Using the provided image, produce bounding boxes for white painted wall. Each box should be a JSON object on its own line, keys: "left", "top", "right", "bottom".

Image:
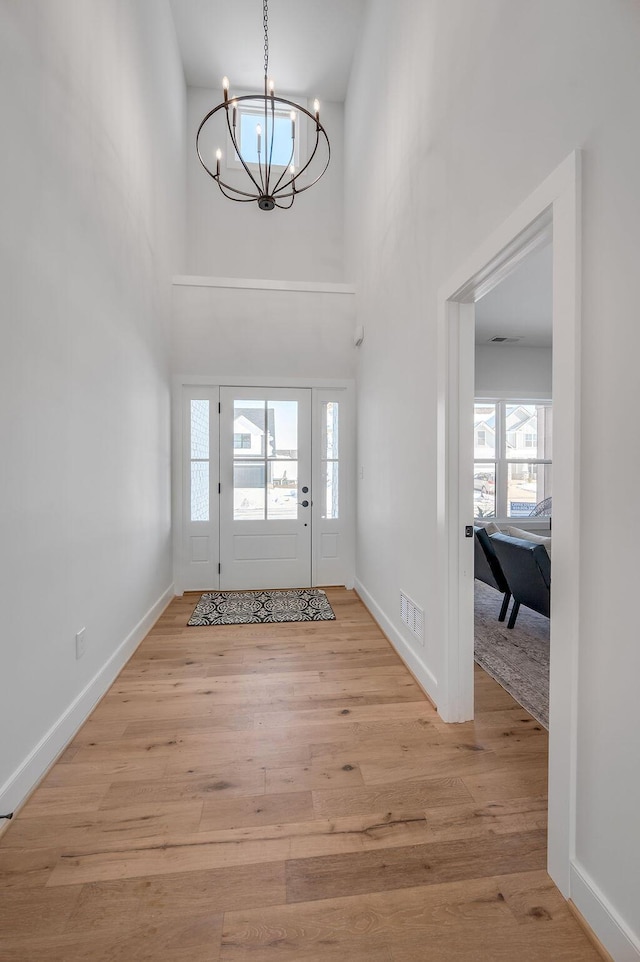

{"left": 171, "top": 282, "right": 356, "bottom": 380}
{"left": 346, "top": 0, "right": 640, "bottom": 955}
{"left": 0, "top": 0, "right": 185, "bottom": 812}
{"left": 186, "top": 86, "right": 345, "bottom": 281}
{"left": 475, "top": 345, "right": 552, "bottom": 397}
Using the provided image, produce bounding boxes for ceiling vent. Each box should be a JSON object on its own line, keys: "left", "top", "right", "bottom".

{"left": 488, "top": 336, "right": 522, "bottom": 343}
{"left": 400, "top": 591, "right": 424, "bottom": 644}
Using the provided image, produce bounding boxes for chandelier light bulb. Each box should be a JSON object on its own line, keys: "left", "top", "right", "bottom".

{"left": 222, "top": 76, "right": 229, "bottom": 101}
{"left": 269, "top": 79, "right": 275, "bottom": 95}
{"left": 313, "top": 99, "right": 320, "bottom": 119}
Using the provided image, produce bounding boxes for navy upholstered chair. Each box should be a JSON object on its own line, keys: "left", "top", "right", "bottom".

{"left": 474, "top": 526, "right": 512, "bottom": 622}
{"left": 490, "top": 533, "right": 551, "bottom": 629}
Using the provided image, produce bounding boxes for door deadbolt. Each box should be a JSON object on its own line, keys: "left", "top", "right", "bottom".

{"left": 299, "top": 500, "right": 310, "bottom": 508}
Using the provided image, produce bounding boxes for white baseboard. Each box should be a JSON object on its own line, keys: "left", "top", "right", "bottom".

{"left": 0, "top": 584, "right": 175, "bottom": 817}
{"left": 354, "top": 578, "right": 438, "bottom": 706}
{"left": 571, "top": 859, "right": 640, "bottom": 962}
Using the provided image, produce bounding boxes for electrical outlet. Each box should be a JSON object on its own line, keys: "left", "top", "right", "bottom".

{"left": 75, "top": 628, "right": 86, "bottom": 660}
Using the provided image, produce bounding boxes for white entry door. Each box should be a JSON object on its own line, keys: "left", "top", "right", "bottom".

{"left": 219, "top": 387, "right": 312, "bottom": 589}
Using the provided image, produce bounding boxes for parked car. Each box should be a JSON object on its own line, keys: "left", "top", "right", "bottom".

{"left": 473, "top": 472, "right": 495, "bottom": 496}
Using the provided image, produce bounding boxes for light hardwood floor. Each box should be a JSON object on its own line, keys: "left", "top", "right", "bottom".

{"left": 0, "top": 588, "right": 601, "bottom": 961}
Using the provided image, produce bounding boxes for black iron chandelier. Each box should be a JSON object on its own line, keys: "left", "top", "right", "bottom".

{"left": 196, "top": 0, "right": 331, "bottom": 211}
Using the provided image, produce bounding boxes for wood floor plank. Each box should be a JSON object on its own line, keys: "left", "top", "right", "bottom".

{"left": 0, "top": 588, "right": 601, "bottom": 962}
{"left": 1, "top": 800, "right": 204, "bottom": 851}
{"left": 312, "top": 776, "right": 472, "bottom": 819}
{"left": 198, "top": 791, "right": 314, "bottom": 832}
{"left": 221, "top": 873, "right": 529, "bottom": 952}
{"left": 285, "top": 829, "right": 548, "bottom": 903}
{"left": 387, "top": 922, "right": 603, "bottom": 962}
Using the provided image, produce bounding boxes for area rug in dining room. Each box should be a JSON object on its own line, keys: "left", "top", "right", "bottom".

{"left": 187, "top": 587, "right": 336, "bottom": 626}
{"left": 474, "top": 580, "right": 549, "bottom": 728}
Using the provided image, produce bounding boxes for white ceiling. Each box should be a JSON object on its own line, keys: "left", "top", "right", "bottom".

{"left": 169, "top": 0, "right": 369, "bottom": 102}
{"left": 475, "top": 243, "right": 553, "bottom": 348}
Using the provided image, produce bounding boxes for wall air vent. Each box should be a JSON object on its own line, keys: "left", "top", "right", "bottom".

{"left": 400, "top": 590, "right": 424, "bottom": 644}
{"left": 488, "top": 336, "right": 522, "bottom": 343}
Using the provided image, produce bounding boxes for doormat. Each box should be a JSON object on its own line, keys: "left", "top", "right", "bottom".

{"left": 187, "top": 588, "right": 336, "bottom": 626}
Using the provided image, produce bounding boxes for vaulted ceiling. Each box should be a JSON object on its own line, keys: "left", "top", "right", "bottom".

{"left": 169, "top": 0, "right": 369, "bottom": 102}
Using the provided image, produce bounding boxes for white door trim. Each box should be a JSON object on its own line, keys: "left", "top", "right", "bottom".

{"left": 436, "top": 150, "right": 582, "bottom": 897}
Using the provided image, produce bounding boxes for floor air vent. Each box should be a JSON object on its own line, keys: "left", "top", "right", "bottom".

{"left": 400, "top": 590, "right": 424, "bottom": 643}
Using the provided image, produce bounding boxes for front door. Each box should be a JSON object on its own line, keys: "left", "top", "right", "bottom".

{"left": 219, "top": 387, "right": 312, "bottom": 589}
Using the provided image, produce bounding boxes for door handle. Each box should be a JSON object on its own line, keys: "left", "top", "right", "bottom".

{"left": 299, "top": 500, "right": 310, "bottom": 508}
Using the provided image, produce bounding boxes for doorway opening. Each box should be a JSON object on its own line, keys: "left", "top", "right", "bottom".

{"left": 472, "top": 243, "right": 553, "bottom": 728}
{"left": 436, "top": 152, "right": 581, "bottom": 896}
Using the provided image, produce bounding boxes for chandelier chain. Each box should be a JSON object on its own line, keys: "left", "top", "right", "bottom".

{"left": 263, "top": 0, "right": 269, "bottom": 80}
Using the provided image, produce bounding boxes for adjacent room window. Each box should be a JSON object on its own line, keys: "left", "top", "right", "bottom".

{"left": 474, "top": 399, "right": 552, "bottom": 520}
{"left": 233, "top": 433, "right": 251, "bottom": 449}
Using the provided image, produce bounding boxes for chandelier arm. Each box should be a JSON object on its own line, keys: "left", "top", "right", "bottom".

{"left": 214, "top": 175, "right": 267, "bottom": 200}
{"left": 223, "top": 106, "right": 264, "bottom": 195}
{"left": 281, "top": 124, "right": 331, "bottom": 195}
{"left": 273, "top": 156, "right": 331, "bottom": 197}
{"left": 196, "top": 102, "right": 265, "bottom": 195}
{"left": 269, "top": 135, "right": 331, "bottom": 200}
{"left": 266, "top": 91, "right": 276, "bottom": 195}
{"left": 216, "top": 182, "right": 259, "bottom": 203}
{"left": 269, "top": 137, "right": 296, "bottom": 195}
{"left": 280, "top": 123, "right": 321, "bottom": 186}
{"left": 256, "top": 85, "right": 266, "bottom": 195}
{"left": 274, "top": 193, "right": 296, "bottom": 209}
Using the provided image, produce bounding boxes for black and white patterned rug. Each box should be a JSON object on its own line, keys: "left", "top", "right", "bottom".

{"left": 187, "top": 588, "right": 336, "bottom": 626}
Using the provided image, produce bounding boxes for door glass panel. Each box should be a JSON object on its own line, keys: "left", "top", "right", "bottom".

{"left": 268, "top": 461, "right": 299, "bottom": 519}
{"left": 322, "top": 401, "right": 339, "bottom": 459}
{"left": 233, "top": 461, "right": 266, "bottom": 520}
{"left": 232, "top": 399, "right": 300, "bottom": 521}
{"left": 191, "top": 460, "right": 209, "bottom": 522}
{"left": 233, "top": 400, "right": 265, "bottom": 457}
{"left": 190, "top": 400, "right": 210, "bottom": 521}
{"left": 267, "top": 400, "right": 298, "bottom": 459}
{"left": 324, "top": 461, "right": 339, "bottom": 519}
{"left": 321, "top": 401, "right": 339, "bottom": 519}
{"left": 191, "top": 400, "right": 209, "bottom": 459}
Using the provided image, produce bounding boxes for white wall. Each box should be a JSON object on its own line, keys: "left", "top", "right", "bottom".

{"left": 346, "top": 0, "right": 640, "bottom": 955}
{"left": 475, "top": 345, "right": 552, "bottom": 397}
{"left": 171, "top": 282, "right": 356, "bottom": 380}
{"left": 0, "top": 0, "right": 185, "bottom": 813}
{"left": 186, "top": 87, "right": 345, "bottom": 282}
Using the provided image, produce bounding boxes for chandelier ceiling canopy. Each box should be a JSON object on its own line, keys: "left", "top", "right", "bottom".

{"left": 196, "top": 0, "right": 331, "bottom": 211}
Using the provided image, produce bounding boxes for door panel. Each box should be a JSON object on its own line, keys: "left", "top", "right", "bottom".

{"left": 219, "top": 387, "right": 312, "bottom": 589}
